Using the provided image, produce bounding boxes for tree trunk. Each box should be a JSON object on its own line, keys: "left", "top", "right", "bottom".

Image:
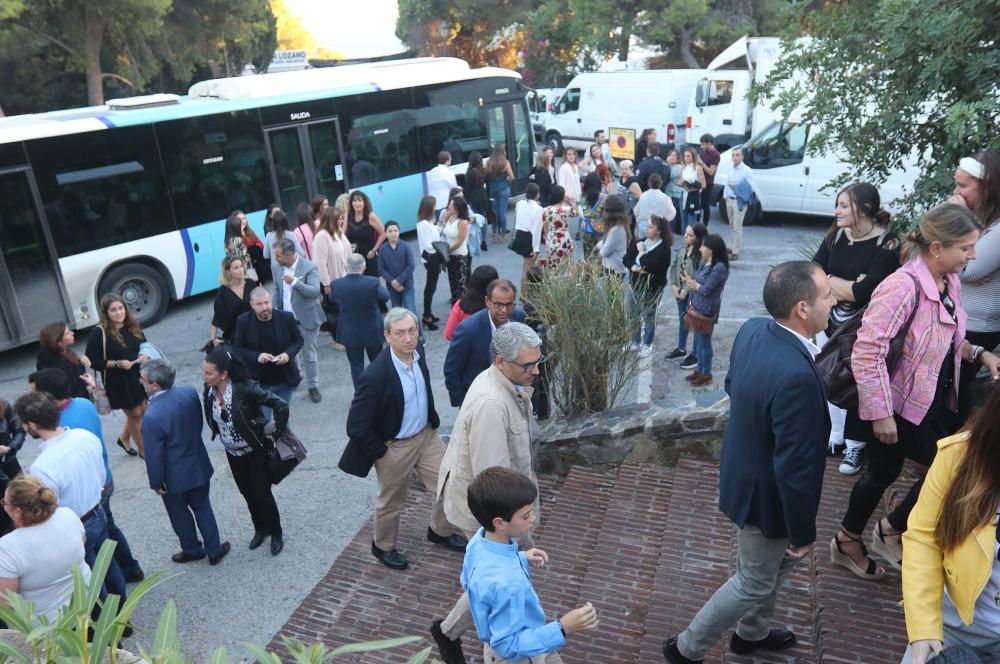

{"left": 83, "top": 4, "right": 104, "bottom": 106}
{"left": 617, "top": 30, "right": 630, "bottom": 62}
{"left": 678, "top": 27, "right": 700, "bottom": 68}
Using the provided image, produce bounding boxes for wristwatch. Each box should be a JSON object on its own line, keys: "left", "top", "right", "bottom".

{"left": 971, "top": 345, "right": 985, "bottom": 364}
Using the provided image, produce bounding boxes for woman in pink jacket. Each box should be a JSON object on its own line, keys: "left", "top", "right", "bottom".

{"left": 831, "top": 204, "right": 1000, "bottom": 581}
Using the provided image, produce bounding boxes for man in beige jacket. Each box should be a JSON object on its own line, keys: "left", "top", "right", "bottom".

{"left": 430, "top": 322, "right": 545, "bottom": 664}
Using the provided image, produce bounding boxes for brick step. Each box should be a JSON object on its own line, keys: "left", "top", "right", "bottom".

{"left": 559, "top": 464, "right": 674, "bottom": 664}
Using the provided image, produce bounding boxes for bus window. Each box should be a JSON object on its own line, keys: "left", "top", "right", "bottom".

{"left": 343, "top": 109, "right": 420, "bottom": 185}
{"left": 156, "top": 111, "right": 272, "bottom": 227}
{"left": 510, "top": 102, "right": 532, "bottom": 180}
{"left": 415, "top": 102, "right": 489, "bottom": 166}
{"left": 28, "top": 126, "right": 173, "bottom": 256}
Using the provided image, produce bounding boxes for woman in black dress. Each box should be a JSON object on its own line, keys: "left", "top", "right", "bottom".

{"left": 85, "top": 294, "right": 149, "bottom": 457}
{"left": 464, "top": 151, "right": 490, "bottom": 216}
{"left": 209, "top": 255, "right": 254, "bottom": 347}
{"left": 345, "top": 190, "right": 385, "bottom": 277}
{"left": 36, "top": 321, "right": 93, "bottom": 400}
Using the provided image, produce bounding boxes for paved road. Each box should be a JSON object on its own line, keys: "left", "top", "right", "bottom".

{"left": 0, "top": 211, "right": 826, "bottom": 658}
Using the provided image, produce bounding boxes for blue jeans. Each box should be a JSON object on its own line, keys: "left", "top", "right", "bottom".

{"left": 82, "top": 506, "right": 127, "bottom": 602}
{"left": 261, "top": 382, "right": 294, "bottom": 421}
{"left": 389, "top": 286, "right": 417, "bottom": 318}
{"left": 682, "top": 207, "right": 701, "bottom": 232}
{"left": 101, "top": 481, "right": 141, "bottom": 579}
{"left": 491, "top": 190, "right": 510, "bottom": 234}
{"left": 675, "top": 296, "right": 690, "bottom": 351}
{"left": 693, "top": 330, "right": 714, "bottom": 375}
{"left": 630, "top": 289, "right": 661, "bottom": 347}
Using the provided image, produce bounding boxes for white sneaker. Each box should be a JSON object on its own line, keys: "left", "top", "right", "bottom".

{"left": 639, "top": 345, "right": 652, "bottom": 358}
{"left": 622, "top": 343, "right": 641, "bottom": 353}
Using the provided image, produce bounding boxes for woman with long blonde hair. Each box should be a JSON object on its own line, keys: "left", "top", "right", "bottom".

{"left": 313, "top": 206, "right": 352, "bottom": 294}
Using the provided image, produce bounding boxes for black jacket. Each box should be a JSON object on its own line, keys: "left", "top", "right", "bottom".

{"left": 0, "top": 401, "right": 25, "bottom": 479}
{"left": 202, "top": 379, "right": 289, "bottom": 453}
{"left": 232, "top": 310, "right": 304, "bottom": 387}
{"left": 36, "top": 348, "right": 90, "bottom": 400}
{"left": 339, "top": 347, "right": 439, "bottom": 478}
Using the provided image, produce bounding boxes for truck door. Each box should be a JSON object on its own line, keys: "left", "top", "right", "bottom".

{"left": 741, "top": 121, "right": 809, "bottom": 213}
{"left": 687, "top": 73, "right": 751, "bottom": 148}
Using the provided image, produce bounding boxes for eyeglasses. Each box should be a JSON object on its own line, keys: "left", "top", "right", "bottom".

{"left": 489, "top": 300, "right": 517, "bottom": 311}
{"left": 509, "top": 355, "right": 546, "bottom": 372}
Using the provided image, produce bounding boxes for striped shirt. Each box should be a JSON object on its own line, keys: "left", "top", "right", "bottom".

{"left": 960, "top": 222, "right": 1000, "bottom": 332}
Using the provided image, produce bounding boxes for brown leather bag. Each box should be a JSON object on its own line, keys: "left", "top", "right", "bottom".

{"left": 683, "top": 306, "right": 716, "bottom": 335}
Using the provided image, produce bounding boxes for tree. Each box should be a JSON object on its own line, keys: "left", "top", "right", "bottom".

{"left": 754, "top": 0, "right": 1000, "bottom": 225}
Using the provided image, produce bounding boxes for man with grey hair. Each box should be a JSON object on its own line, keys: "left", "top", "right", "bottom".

{"left": 431, "top": 322, "right": 544, "bottom": 662}
{"left": 340, "top": 308, "right": 465, "bottom": 571}
{"left": 272, "top": 237, "right": 325, "bottom": 403}
{"left": 140, "top": 359, "right": 229, "bottom": 565}
{"left": 329, "top": 253, "right": 390, "bottom": 386}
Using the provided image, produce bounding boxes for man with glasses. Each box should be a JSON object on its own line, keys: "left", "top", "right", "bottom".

{"left": 443, "top": 279, "right": 525, "bottom": 407}
{"left": 431, "top": 322, "right": 545, "bottom": 664}
{"left": 339, "top": 308, "right": 467, "bottom": 571}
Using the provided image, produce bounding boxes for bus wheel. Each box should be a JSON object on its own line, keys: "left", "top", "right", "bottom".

{"left": 545, "top": 132, "right": 564, "bottom": 156}
{"left": 99, "top": 263, "right": 169, "bottom": 326}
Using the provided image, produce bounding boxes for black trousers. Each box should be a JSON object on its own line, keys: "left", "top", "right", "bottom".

{"left": 227, "top": 449, "right": 281, "bottom": 536}
{"left": 701, "top": 190, "right": 713, "bottom": 225}
{"left": 422, "top": 256, "right": 440, "bottom": 318}
{"left": 958, "top": 329, "right": 1000, "bottom": 422}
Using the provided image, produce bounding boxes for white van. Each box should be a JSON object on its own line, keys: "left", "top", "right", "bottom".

{"left": 713, "top": 119, "right": 918, "bottom": 223}
{"left": 527, "top": 87, "right": 564, "bottom": 142}
{"left": 543, "top": 70, "right": 704, "bottom": 155}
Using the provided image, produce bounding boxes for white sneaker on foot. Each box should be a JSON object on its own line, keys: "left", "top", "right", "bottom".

{"left": 639, "top": 344, "right": 652, "bottom": 358}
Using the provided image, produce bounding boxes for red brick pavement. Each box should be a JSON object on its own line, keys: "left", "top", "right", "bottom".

{"left": 270, "top": 459, "right": 909, "bottom": 663}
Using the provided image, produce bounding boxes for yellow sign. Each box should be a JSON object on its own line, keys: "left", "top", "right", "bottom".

{"left": 608, "top": 127, "right": 635, "bottom": 161}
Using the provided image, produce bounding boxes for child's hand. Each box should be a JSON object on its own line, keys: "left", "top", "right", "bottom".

{"left": 525, "top": 548, "right": 548, "bottom": 568}
{"left": 560, "top": 602, "right": 599, "bottom": 634}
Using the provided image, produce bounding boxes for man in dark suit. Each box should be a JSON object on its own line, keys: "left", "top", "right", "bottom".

{"left": 636, "top": 141, "right": 669, "bottom": 191}
{"left": 140, "top": 359, "right": 229, "bottom": 565}
{"left": 329, "top": 253, "right": 389, "bottom": 387}
{"left": 272, "top": 238, "right": 326, "bottom": 403}
{"left": 340, "top": 307, "right": 466, "bottom": 571}
{"left": 233, "top": 287, "right": 303, "bottom": 415}
{"left": 663, "top": 261, "right": 835, "bottom": 664}
{"left": 442, "top": 279, "right": 525, "bottom": 407}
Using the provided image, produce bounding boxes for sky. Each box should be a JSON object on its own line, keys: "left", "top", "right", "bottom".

{"left": 283, "top": 0, "right": 408, "bottom": 58}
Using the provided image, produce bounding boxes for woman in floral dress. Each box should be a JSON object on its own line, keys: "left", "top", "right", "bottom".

{"left": 542, "top": 185, "right": 576, "bottom": 270}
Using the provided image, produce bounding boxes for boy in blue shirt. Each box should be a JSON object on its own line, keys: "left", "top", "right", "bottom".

{"left": 463, "top": 467, "right": 598, "bottom": 663}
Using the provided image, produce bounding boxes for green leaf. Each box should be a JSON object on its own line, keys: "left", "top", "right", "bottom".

{"left": 405, "top": 646, "right": 433, "bottom": 664}
{"left": 153, "top": 598, "right": 179, "bottom": 656}
{"left": 206, "top": 646, "right": 228, "bottom": 664}
{"left": 329, "top": 636, "right": 423, "bottom": 655}
{"left": 241, "top": 643, "right": 282, "bottom": 664}
{"left": 0, "top": 640, "right": 31, "bottom": 664}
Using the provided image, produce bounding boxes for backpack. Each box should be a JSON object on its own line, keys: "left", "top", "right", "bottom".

{"left": 815, "top": 272, "right": 919, "bottom": 410}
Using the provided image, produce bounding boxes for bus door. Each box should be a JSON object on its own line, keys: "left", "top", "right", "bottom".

{"left": 486, "top": 101, "right": 534, "bottom": 195}
{"left": 264, "top": 117, "right": 348, "bottom": 215}
{"left": 0, "top": 167, "right": 72, "bottom": 348}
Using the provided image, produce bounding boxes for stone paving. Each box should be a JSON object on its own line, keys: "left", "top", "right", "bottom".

{"left": 270, "top": 459, "right": 909, "bottom": 663}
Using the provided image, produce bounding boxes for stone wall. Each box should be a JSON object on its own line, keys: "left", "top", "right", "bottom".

{"left": 535, "top": 389, "right": 730, "bottom": 475}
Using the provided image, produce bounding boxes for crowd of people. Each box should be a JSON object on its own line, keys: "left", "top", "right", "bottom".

{"left": 0, "top": 139, "right": 996, "bottom": 664}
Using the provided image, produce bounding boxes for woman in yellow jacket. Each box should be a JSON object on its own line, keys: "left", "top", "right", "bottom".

{"left": 902, "top": 385, "right": 1000, "bottom": 663}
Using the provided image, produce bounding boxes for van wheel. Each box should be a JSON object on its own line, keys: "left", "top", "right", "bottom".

{"left": 545, "top": 132, "right": 564, "bottom": 156}
{"left": 98, "top": 263, "right": 169, "bottom": 327}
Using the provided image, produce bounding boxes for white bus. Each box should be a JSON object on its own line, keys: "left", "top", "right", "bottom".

{"left": 0, "top": 57, "right": 535, "bottom": 350}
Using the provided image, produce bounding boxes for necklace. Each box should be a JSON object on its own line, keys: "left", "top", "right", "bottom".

{"left": 847, "top": 221, "right": 879, "bottom": 245}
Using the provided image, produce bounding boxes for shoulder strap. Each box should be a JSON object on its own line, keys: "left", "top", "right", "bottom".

{"left": 899, "top": 272, "right": 921, "bottom": 334}
{"left": 99, "top": 325, "right": 108, "bottom": 383}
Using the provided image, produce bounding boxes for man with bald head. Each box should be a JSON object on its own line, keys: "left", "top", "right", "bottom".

{"left": 232, "top": 286, "right": 303, "bottom": 413}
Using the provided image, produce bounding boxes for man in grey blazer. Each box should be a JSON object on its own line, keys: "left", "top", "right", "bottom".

{"left": 273, "top": 237, "right": 326, "bottom": 403}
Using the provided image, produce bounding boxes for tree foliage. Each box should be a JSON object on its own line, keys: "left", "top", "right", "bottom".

{"left": 754, "top": 0, "right": 1000, "bottom": 227}
{"left": 271, "top": 0, "right": 343, "bottom": 60}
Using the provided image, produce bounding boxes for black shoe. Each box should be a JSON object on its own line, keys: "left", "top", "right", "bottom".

{"left": 309, "top": 387, "right": 322, "bottom": 403}
{"left": 729, "top": 629, "right": 797, "bottom": 655}
{"left": 423, "top": 318, "right": 439, "bottom": 331}
{"left": 271, "top": 534, "right": 284, "bottom": 556}
{"left": 371, "top": 540, "right": 409, "bottom": 570}
{"left": 679, "top": 356, "right": 698, "bottom": 370}
{"left": 430, "top": 619, "right": 467, "bottom": 664}
{"left": 430, "top": 314, "right": 441, "bottom": 322}
{"left": 662, "top": 637, "right": 702, "bottom": 663}
{"left": 249, "top": 531, "right": 268, "bottom": 550}
{"left": 171, "top": 551, "right": 206, "bottom": 563}
{"left": 666, "top": 348, "right": 687, "bottom": 360}
{"left": 209, "top": 541, "right": 231, "bottom": 565}
{"left": 427, "top": 527, "right": 468, "bottom": 552}
{"left": 124, "top": 569, "right": 145, "bottom": 583}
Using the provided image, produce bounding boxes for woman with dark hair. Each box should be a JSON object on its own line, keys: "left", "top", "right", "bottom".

{"left": 293, "top": 199, "right": 319, "bottom": 261}
{"left": 464, "top": 151, "right": 490, "bottom": 217}
{"left": 680, "top": 233, "right": 729, "bottom": 384}
{"left": 629, "top": 215, "right": 674, "bottom": 358}
{"left": 0, "top": 399, "right": 25, "bottom": 535}
{"left": 901, "top": 386, "right": 1000, "bottom": 664}
{"left": 443, "top": 264, "right": 500, "bottom": 341}
{"left": 441, "top": 195, "right": 472, "bottom": 305}
{"left": 666, "top": 222, "right": 708, "bottom": 364}
{"left": 84, "top": 294, "right": 150, "bottom": 457}
{"left": 813, "top": 182, "right": 900, "bottom": 474}
{"left": 263, "top": 203, "right": 281, "bottom": 234}
{"left": 596, "top": 195, "right": 630, "bottom": 279}
{"left": 532, "top": 150, "right": 555, "bottom": 206}
{"left": 580, "top": 171, "right": 608, "bottom": 256}
{"left": 949, "top": 150, "right": 1000, "bottom": 420}
{"left": 263, "top": 208, "right": 303, "bottom": 285}
{"left": 201, "top": 348, "right": 289, "bottom": 556}
{"left": 224, "top": 210, "right": 259, "bottom": 284}
{"left": 345, "top": 190, "right": 386, "bottom": 277}
{"left": 416, "top": 195, "right": 443, "bottom": 330}
{"left": 36, "top": 322, "right": 92, "bottom": 400}
{"left": 831, "top": 204, "right": 999, "bottom": 581}
{"left": 209, "top": 255, "right": 253, "bottom": 347}
{"left": 486, "top": 144, "right": 515, "bottom": 241}
{"left": 635, "top": 128, "right": 656, "bottom": 165}
{"left": 542, "top": 185, "right": 576, "bottom": 271}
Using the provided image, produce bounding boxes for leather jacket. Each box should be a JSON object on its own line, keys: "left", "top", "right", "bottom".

{"left": 0, "top": 400, "right": 25, "bottom": 481}
{"left": 202, "top": 379, "right": 288, "bottom": 452}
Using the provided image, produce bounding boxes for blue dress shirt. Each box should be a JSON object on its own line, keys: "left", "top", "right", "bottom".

{"left": 390, "top": 348, "right": 428, "bottom": 439}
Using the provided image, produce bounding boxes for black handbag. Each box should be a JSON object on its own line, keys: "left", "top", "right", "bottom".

{"left": 267, "top": 426, "right": 307, "bottom": 485}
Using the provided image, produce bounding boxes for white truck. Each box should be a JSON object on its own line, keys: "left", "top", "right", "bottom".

{"left": 527, "top": 87, "right": 564, "bottom": 143}
{"left": 543, "top": 70, "right": 704, "bottom": 156}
